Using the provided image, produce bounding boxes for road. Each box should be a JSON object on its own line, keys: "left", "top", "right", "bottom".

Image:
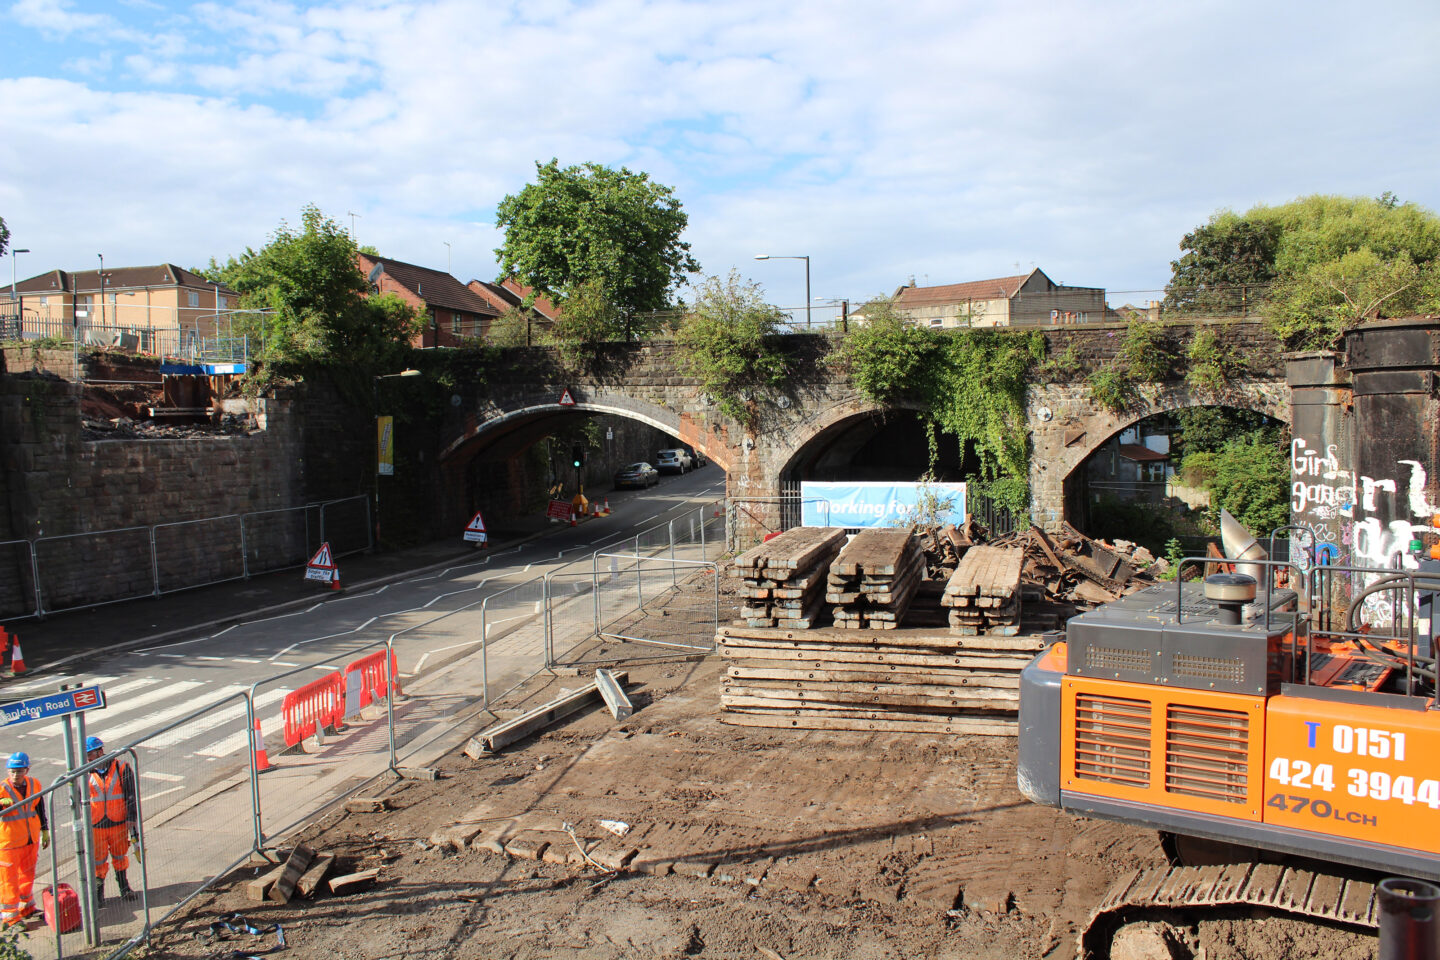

{"left": 0, "top": 466, "right": 725, "bottom": 957}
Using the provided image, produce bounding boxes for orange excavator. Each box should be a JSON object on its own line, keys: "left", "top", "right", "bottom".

{"left": 1019, "top": 511, "right": 1440, "bottom": 957}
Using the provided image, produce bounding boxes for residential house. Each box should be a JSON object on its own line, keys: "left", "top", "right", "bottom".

{"left": 466, "top": 277, "right": 560, "bottom": 322}
{"left": 860, "top": 268, "right": 1106, "bottom": 328}
{"left": 357, "top": 253, "right": 500, "bottom": 348}
{"left": 3, "top": 264, "right": 238, "bottom": 354}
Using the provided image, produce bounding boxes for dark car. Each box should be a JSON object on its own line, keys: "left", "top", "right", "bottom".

{"left": 614, "top": 462, "right": 659, "bottom": 489}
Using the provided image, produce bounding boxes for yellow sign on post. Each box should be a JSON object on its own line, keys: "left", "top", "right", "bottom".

{"left": 377, "top": 416, "right": 394, "bottom": 476}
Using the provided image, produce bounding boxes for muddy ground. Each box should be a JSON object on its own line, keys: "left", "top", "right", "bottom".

{"left": 141, "top": 597, "right": 1377, "bottom": 959}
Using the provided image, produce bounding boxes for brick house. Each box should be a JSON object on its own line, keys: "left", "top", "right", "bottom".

{"left": 859, "top": 268, "right": 1106, "bottom": 328}
{"left": 467, "top": 278, "right": 560, "bottom": 322}
{"left": 357, "top": 253, "right": 500, "bottom": 348}
{"left": 4, "top": 264, "right": 239, "bottom": 354}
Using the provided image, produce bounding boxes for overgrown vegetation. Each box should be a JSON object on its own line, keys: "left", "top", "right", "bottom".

{"left": 1165, "top": 193, "right": 1440, "bottom": 348}
{"left": 673, "top": 272, "right": 790, "bottom": 427}
{"left": 542, "top": 279, "right": 618, "bottom": 369}
{"left": 205, "top": 205, "right": 422, "bottom": 378}
{"left": 832, "top": 299, "right": 1042, "bottom": 515}
{"left": 1086, "top": 318, "right": 1178, "bottom": 413}
{"left": 1179, "top": 420, "right": 1290, "bottom": 536}
{"left": 1184, "top": 327, "right": 1245, "bottom": 397}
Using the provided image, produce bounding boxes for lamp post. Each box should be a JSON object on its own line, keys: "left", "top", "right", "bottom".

{"left": 8, "top": 248, "right": 28, "bottom": 331}
{"left": 372, "top": 369, "right": 422, "bottom": 547}
{"left": 754, "top": 254, "right": 811, "bottom": 328}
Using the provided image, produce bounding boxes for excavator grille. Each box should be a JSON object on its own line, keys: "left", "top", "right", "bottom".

{"left": 1164, "top": 705, "right": 1249, "bottom": 803}
{"left": 1073, "top": 693, "right": 1151, "bottom": 788}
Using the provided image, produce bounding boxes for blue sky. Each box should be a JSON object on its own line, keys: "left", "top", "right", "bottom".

{"left": 3, "top": 0, "right": 1439, "bottom": 314}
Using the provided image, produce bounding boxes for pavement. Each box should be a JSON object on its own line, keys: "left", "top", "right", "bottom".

{"left": 0, "top": 510, "right": 565, "bottom": 682}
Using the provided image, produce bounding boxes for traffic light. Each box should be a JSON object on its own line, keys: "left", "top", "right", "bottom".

{"left": 571, "top": 445, "right": 584, "bottom": 468}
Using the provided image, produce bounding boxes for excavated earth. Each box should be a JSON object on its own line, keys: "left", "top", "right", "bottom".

{"left": 145, "top": 631, "right": 1377, "bottom": 960}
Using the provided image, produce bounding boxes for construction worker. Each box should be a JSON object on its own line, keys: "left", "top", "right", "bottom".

{"left": 0, "top": 753, "right": 48, "bottom": 927}
{"left": 85, "top": 737, "right": 137, "bottom": 905}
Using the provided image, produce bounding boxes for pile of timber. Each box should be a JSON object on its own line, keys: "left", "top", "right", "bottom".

{"left": 826, "top": 528, "right": 924, "bottom": 630}
{"left": 730, "top": 526, "right": 846, "bottom": 629}
{"left": 717, "top": 624, "right": 1043, "bottom": 735}
{"left": 941, "top": 545, "right": 1025, "bottom": 636}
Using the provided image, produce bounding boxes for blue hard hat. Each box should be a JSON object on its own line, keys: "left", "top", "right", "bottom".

{"left": 85, "top": 736, "right": 104, "bottom": 753}
{"left": 7, "top": 752, "right": 30, "bottom": 770}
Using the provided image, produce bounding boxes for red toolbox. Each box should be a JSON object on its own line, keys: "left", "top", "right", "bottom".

{"left": 42, "top": 883, "right": 81, "bottom": 933}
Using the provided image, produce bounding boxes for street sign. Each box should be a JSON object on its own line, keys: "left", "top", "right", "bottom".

{"left": 559, "top": 388, "right": 576, "bottom": 407}
{"left": 305, "top": 542, "right": 337, "bottom": 583}
{"left": 1, "top": 685, "right": 107, "bottom": 728}
{"left": 463, "top": 511, "right": 488, "bottom": 543}
{"left": 547, "top": 499, "right": 574, "bottom": 521}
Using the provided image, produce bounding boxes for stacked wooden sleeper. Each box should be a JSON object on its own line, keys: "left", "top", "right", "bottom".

{"left": 826, "top": 528, "right": 924, "bottom": 630}
{"left": 717, "top": 624, "right": 1043, "bottom": 734}
{"left": 941, "top": 545, "right": 1024, "bottom": 636}
{"left": 730, "top": 526, "right": 846, "bottom": 629}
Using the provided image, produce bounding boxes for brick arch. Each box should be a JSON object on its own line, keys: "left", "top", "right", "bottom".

{"left": 1026, "top": 379, "right": 1291, "bottom": 528}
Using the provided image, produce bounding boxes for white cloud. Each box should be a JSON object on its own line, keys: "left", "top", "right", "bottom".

{"left": 1, "top": 0, "right": 1438, "bottom": 309}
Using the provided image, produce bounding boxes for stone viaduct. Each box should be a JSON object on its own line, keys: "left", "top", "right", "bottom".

{"left": 437, "top": 320, "right": 1289, "bottom": 534}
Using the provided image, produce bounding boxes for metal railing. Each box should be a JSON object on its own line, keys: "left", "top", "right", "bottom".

{"left": 1, "top": 495, "right": 372, "bottom": 620}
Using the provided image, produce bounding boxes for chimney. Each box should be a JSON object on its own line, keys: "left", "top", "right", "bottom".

{"left": 1148, "top": 300, "right": 1160, "bottom": 323}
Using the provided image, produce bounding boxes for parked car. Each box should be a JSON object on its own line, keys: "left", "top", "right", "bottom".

{"left": 614, "top": 462, "right": 659, "bottom": 489}
{"left": 690, "top": 448, "right": 708, "bottom": 467}
{"left": 656, "top": 449, "right": 692, "bottom": 474}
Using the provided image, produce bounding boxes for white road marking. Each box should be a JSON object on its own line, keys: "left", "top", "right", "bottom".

{"left": 143, "top": 785, "right": 186, "bottom": 800}
{"left": 100, "top": 677, "right": 165, "bottom": 698}
{"left": 105, "top": 684, "right": 246, "bottom": 744}
{"left": 5, "top": 681, "right": 213, "bottom": 739}
{"left": 231, "top": 658, "right": 261, "bottom": 664}
{"left": 141, "top": 771, "right": 185, "bottom": 782}
{"left": 641, "top": 513, "right": 661, "bottom": 523}
{"left": 193, "top": 692, "right": 288, "bottom": 758}
{"left": 158, "top": 653, "right": 186, "bottom": 659}
{"left": 5, "top": 674, "right": 122, "bottom": 696}
{"left": 196, "top": 656, "right": 224, "bottom": 661}
{"left": 272, "top": 662, "right": 298, "bottom": 668}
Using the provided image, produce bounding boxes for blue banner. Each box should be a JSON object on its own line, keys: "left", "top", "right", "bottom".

{"left": 800, "top": 481, "right": 967, "bottom": 529}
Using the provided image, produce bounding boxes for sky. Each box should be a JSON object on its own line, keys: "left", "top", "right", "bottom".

{"left": 2, "top": 0, "right": 1439, "bottom": 315}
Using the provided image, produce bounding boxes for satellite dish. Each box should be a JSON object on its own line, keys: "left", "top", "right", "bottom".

{"left": 367, "top": 262, "right": 384, "bottom": 284}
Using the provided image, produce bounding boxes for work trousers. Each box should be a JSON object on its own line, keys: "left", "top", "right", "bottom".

{"left": 0, "top": 843, "right": 37, "bottom": 923}
{"left": 92, "top": 825, "right": 129, "bottom": 880}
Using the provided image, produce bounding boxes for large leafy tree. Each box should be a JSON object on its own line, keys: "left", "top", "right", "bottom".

{"left": 1165, "top": 194, "right": 1440, "bottom": 348}
{"left": 207, "top": 205, "right": 420, "bottom": 369}
{"left": 494, "top": 159, "right": 700, "bottom": 334}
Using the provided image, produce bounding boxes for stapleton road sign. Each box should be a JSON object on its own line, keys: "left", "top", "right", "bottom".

{"left": 0, "top": 685, "right": 107, "bottom": 728}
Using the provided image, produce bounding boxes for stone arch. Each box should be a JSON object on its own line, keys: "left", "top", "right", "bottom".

{"left": 1027, "top": 379, "right": 1291, "bottom": 528}
{"left": 772, "top": 397, "right": 931, "bottom": 484}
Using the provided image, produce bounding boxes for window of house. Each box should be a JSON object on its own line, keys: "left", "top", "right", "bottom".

{"left": 218, "top": 295, "right": 228, "bottom": 308}
{"left": 929, "top": 317, "right": 944, "bottom": 327}
{"left": 39, "top": 296, "right": 49, "bottom": 306}
{"left": 452, "top": 312, "right": 462, "bottom": 334}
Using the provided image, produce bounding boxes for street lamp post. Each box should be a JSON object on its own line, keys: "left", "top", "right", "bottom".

{"left": 8, "top": 248, "right": 29, "bottom": 332}
{"left": 754, "top": 254, "right": 811, "bottom": 328}
{"left": 372, "top": 369, "right": 422, "bottom": 547}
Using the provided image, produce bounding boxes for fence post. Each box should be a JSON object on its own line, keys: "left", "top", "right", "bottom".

{"left": 669, "top": 520, "right": 678, "bottom": 586}
{"left": 319, "top": 501, "right": 328, "bottom": 547}
{"left": 29, "top": 541, "right": 43, "bottom": 618}
{"left": 127, "top": 746, "right": 153, "bottom": 936}
{"left": 240, "top": 513, "right": 250, "bottom": 579}
{"left": 700, "top": 507, "right": 707, "bottom": 558}
{"left": 149, "top": 525, "right": 161, "bottom": 597}
{"left": 543, "top": 578, "right": 554, "bottom": 668}
{"left": 364, "top": 496, "right": 375, "bottom": 552}
{"left": 246, "top": 689, "right": 265, "bottom": 850}
{"left": 385, "top": 640, "right": 399, "bottom": 771}
{"left": 712, "top": 561, "right": 720, "bottom": 650}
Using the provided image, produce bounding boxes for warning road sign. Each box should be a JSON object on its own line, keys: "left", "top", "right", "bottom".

{"left": 463, "top": 511, "right": 488, "bottom": 543}
{"left": 559, "top": 388, "right": 576, "bottom": 406}
{"left": 305, "top": 542, "right": 337, "bottom": 583}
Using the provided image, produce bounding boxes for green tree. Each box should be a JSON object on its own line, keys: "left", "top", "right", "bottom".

{"left": 1164, "top": 211, "right": 1279, "bottom": 313}
{"left": 673, "top": 271, "right": 790, "bottom": 426}
{"left": 1165, "top": 194, "right": 1440, "bottom": 348}
{"left": 494, "top": 159, "right": 700, "bottom": 332}
{"left": 0, "top": 215, "right": 9, "bottom": 259}
{"left": 1181, "top": 428, "right": 1290, "bottom": 536}
{"left": 833, "top": 298, "right": 941, "bottom": 403}
{"left": 488, "top": 305, "right": 538, "bottom": 347}
{"left": 207, "top": 205, "right": 421, "bottom": 369}
{"left": 544, "top": 279, "right": 618, "bottom": 367}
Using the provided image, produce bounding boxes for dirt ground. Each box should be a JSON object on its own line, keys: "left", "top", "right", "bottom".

{"left": 140, "top": 594, "right": 1378, "bottom": 960}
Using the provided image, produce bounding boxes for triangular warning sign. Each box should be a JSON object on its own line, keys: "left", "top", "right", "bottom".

{"left": 305, "top": 541, "right": 338, "bottom": 582}
{"left": 558, "top": 388, "right": 576, "bottom": 406}
{"left": 463, "top": 512, "right": 488, "bottom": 543}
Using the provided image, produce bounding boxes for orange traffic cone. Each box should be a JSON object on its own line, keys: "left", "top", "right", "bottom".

{"left": 569, "top": 511, "right": 578, "bottom": 527}
{"left": 602, "top": 499, "right": 612, "bottom": 516}
{"left": 9, "top": 638, "right": 25, "bottom": 675}
{"left": 251, "top": 717, "right": 271, "bottom": 772}
{"left": 330, "top": 569, "right": 342, "bottom": 592}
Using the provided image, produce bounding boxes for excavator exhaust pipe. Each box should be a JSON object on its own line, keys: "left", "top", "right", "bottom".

{"left": 1219, "top": 509, "right": 1268, "bottom": 586}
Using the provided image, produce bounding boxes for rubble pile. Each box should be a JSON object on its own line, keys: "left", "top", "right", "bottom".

{"left": 826, "top": 528, "right": 924, "bottom": 630}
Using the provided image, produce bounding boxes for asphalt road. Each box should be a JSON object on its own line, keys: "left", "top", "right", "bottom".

{"left": 3, "top": 465, "right": 724, "bottom": 781}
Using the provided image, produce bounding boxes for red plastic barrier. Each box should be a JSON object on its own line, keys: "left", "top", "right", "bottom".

{"left": 282, "top": 672, "right": 344, "bottom": 747}
{"left": 343, "top": 650, "right": 401, "bottom": 713}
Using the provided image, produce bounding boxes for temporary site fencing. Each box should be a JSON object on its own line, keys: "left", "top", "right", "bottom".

{"left": 12, "top": 496, "right": 728, "bottom": 958}
{"left": 0, "top": 495, "right": 372, "bottom": 620}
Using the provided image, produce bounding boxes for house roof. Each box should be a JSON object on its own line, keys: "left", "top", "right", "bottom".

{"left": 1118, "top": 443, "right": 1169, "bottom": 463}
{"left": 468, "top": 280, "right": 525, "bottom": 314}
{"left": 500, "top": 278, "right": 560, "bottom": 320}
{"left": 15, "top": 264, "right": 234, "bottom": 295}
{"left": 892, "top": 270, "right": 1042, "bottom": 308}
{"left": 359, "top": 254, "right": 499, "bottom": 317}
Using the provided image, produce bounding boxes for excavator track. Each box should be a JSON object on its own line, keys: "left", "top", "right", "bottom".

{"left": 1080, "top": 863, "right": 1377, "bottom": 959}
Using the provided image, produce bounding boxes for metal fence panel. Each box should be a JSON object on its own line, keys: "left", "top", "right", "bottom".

{"left": 319, "top": 496, "right": 373, "bottom": 558}
{"left": 152, "top": 516, "right": 245, "bottom": 595}
{"left": 0, "top": 538, "right": 39, "bottom": 619}
{"left": 35, "top": 528, "right": 155, "bottom": 615}
{"left": 240, "top": 505, "right": 318, "bottom": 578}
